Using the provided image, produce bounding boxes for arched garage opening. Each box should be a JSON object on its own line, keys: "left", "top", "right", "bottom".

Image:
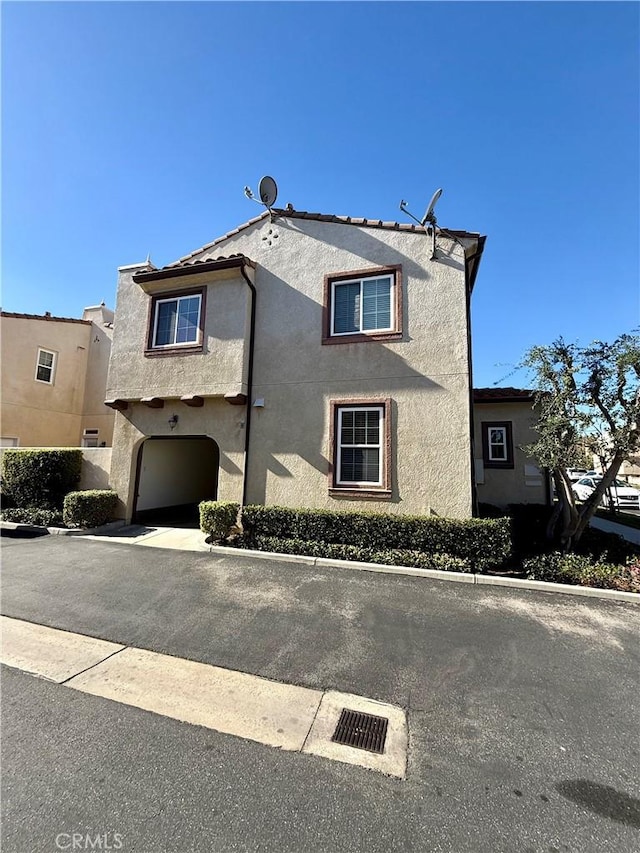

{"left": 133, "top": 436, "right": 219, "bottom": 527}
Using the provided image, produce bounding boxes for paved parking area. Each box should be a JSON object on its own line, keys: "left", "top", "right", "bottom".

{"left": 2, "top": 533, "right": 639, "bottom": 851}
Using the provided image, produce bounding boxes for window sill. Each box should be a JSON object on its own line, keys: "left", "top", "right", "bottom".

{"left": 322, "top": 331, "right": 403, "bottom": 346}
{"left": 144, "top": 345, "right": 204, "bottom": 358}
{"left": 329, "top": 488, "right": 393, "bottom": 500}
{"left": 483, "top": 461, "right": 515, "bottom": 469}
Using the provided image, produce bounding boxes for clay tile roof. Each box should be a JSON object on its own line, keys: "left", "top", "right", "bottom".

{"left": 132, "top": 253, "right": 257, "bottom": 284}
{"left": 160, "top": 252, "right": 254, "bottom": 272}
{"left": 0, "top": 310, "right": 91, "bottom": 325}
{"left": 170, "top": 208, "right": 484, "bottom": 267}
{"left": 473, "top": 387, "right": 536, "bottom": 402}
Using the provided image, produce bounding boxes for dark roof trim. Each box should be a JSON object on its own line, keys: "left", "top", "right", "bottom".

{"left": 474, "top": 387, "right": 536, "bottom": 403}
{"left": 133, "top": 254, "right": 255, "bottom": 284}
{"left": 466, "top": 235, "right": 487, "bottom": 294}
{"left": 0, "top": 311, "right": 91, "bottom": 325}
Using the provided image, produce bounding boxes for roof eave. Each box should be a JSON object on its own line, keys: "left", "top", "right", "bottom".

{"left": 132, "top": 255, "right": 255, "bottom": 285}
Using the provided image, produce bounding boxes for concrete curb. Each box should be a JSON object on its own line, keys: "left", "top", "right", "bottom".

{"left": 209, "top": 545, "right": 640, "bottom": 604}
{"left": 0, "top": 520, "right": 127, "bottom": 537}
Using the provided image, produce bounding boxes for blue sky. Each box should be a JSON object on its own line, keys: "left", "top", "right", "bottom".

{"left": 2, "top": 1, "right": 638, "bottom": 387}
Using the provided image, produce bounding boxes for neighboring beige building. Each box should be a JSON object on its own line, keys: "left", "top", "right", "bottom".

{"left": 106, "top": 208, "right": 487, "bottom": 523}
{"left": 1, "top": 305, "right": 115, "bottom": 448}
{"left": 473, "top": 388, "right": 550, "bottom": 508}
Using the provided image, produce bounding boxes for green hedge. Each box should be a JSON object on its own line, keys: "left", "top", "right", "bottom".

{"left": 1, "top": 449, "right": 82, "bottom": 510}
{"left": 1, "top": 506, "right": 64, "bottom": 527}
{"left": 239, "top": 506, "right": 511, "bottom": 571}
{"left": 199, "top": 500, "right": 240, "bottom": 541}
{"left": 234, "top": 534, "right": 472, "bottom": 572}
{"left": 63, "top": 490, "right": 118, "bottom": 529}
{"left": 523, "top": 552, "right": 640, "bottom": 593}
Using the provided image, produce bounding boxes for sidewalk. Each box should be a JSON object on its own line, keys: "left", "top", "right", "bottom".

{"left": 1, "top": 614, "right": 407, "bottom": 777}
{"left": 80, "top": 523, "right": 211, "bottom": 551}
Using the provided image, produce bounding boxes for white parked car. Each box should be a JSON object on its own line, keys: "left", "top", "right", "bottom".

{"left": 572, "top": 476, "right": 640, "bottom": 510}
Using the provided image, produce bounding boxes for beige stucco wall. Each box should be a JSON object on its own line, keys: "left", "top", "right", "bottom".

{"left": 78, "top": 447, "right": 113, "bottom": 490}
{"left": 0, "top": 310, "right": 115, "bottom": 448}
{"left": 107, "top": 268, "right": 251, "bottom": 401}
{"left": 473, "top": 401, "right": 548, "bottom": 507}
{"left": 1, "top": 316, "right": 90, "bottom": 446}
{"left": 109, "top": 216, "right": 478, "bottom": 520}
{"left": 80, "top": 305, "right": 115, "bottom": 446}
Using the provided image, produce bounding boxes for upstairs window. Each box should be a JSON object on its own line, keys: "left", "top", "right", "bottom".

{"left": 35, "top": 348, "right": 56, "bottom": 384}
{"left": 481, "top": 421, "right": 514, "bottom": 469}
{"left": 146, "top": 288, "right": 205, "bottom": 354}
{"left": 153, "top": 294, "right": 202, "bottom": 347}
{"left": 333, "top": 276, "right": 392, "bottom": 335}
{"left": 323, "top": 266, "right": 402, "bottom": 345}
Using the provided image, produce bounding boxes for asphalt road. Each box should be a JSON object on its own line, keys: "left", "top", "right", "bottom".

{"left": 2, "top": 532, "right": 640, "bottom": 852}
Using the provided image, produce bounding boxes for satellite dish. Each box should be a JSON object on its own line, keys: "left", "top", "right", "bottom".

{"left": 422, "top": 188, "right": 443, "bottom": 226}
{"left": 398, "top": 187, "right": 445, "bottom": 262}
{"left": 259, "top": 176, "right": 278, "bottom": 208}
{"left": 244, "top": 175, "right": 279, "bottom": 210}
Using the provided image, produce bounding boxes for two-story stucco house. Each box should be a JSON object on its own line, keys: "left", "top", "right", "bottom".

{"left": 106, "top": 207, "right": 487, "bottom": 524}
{"left": 1, "top": 304, "right": 115, "bottom": 448}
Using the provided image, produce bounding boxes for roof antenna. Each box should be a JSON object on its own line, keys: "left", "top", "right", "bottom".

{"left": 244, "top": 176, "right": 278, "bottom": 215}
{"left": 399, "top": 188, "right": 443, "bottom": 260}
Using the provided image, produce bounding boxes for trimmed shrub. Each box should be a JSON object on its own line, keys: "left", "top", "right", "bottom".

{"left": 199, "top": 500, "right": 240, "bottom": 541}
{"left": 63, "top": 490, "right": 118, "bottom": 529}
{"left": 240, "top": 506, "right": 511, "bottom": 571}
{"left": 1, "top": 449, "right": 82, "bottom": 510}
{"left": 523, "top": 552, "right": 640, "bottom": 593}
{"left": 239, "top": 535, "right": 472, "bottom": 572}
{"left": 1, "top": 506, "right": 64, "bottom": 527}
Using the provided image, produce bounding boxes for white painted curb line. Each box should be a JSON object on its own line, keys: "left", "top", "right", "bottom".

{"left": 209, "top": 545, "right": 640, "bottom": 604}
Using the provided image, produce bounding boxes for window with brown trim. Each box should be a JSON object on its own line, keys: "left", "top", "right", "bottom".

{"left": 481, "top": 421, "right": 514, "bottom": 469}
{"left": 329, "top": 398, "right": 392, "bottom": 497}
{"left": 145, "top": 287, "right": 206, "bottom": 355}
{"left": 322, "top": 266, "right": 402, "bottom": 345}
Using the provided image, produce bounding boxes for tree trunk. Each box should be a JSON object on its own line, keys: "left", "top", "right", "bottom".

{"left": 551, "top": 469, "right": 580, "bottom": 551}
{"left": 573, "top": 453, "right": 626, "bottom": 544}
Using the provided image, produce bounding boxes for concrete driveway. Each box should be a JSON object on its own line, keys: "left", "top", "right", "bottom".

{"left": 1, "top": 532, "right": 639, "bottom": 852}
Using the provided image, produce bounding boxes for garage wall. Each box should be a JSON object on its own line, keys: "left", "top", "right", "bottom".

{"left": 136, "top": 438, "right": 218, "bottom": 511}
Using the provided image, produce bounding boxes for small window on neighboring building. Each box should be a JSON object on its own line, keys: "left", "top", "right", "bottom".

{"left": 147, "top": 290, "right": 204, "bottom": 351}
{"left": 329, "top": 399, "right": 392, "bottom": 496}
{"left": 82, "top": 429, "right": 99, "bottom": 448}
{"left": 35, "top": 348, "right": 56, "bottom": 384}
{"left": 323, "top": 266, "right": 402, "bottom": 344}
{"left": 481, "top": 421, "right": 514, "bottom": 469}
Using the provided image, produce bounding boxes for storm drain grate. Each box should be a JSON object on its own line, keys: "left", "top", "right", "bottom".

{"left": 331, "top": 708, "right": 389, "bottom": 754}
